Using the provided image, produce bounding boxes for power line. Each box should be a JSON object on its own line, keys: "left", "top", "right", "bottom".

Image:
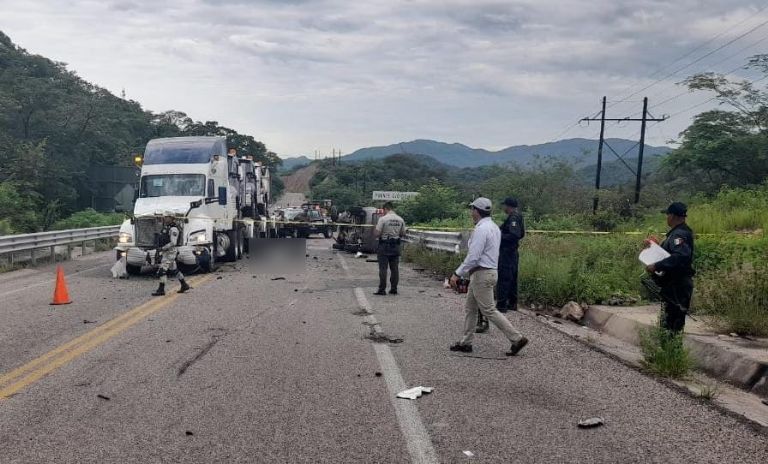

{"left": 609, "top": 4, "right": 768, "bottom": 107}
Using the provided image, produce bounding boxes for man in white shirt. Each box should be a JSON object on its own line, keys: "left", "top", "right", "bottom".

{"left": 449, "top": 198, "right": 528, "bottom": 355}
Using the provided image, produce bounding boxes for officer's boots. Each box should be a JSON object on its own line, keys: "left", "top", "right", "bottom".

{"left": 152, "top": 283, "right": 166, "bottom": 296}
{"left": 178, "top": 279, "right": 190, "bottom": 294}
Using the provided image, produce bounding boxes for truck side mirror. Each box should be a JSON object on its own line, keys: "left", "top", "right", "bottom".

{"left": 190, "top": 200, "right": 203, "bottom": 209}
{"left": 218, "top": 187, "right": 227, "bottom": 206}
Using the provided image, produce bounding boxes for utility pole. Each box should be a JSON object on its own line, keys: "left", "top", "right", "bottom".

{"left": 635, "top": 97, "right": 649, "bottom": 204}
{"left": 593, "top": 96, "right": 607, "bottom": 214}
{"left": 580, "top": 97, "right": 666, "bottom": 210}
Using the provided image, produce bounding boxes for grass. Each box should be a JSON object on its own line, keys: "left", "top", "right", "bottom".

{"left": 696, "top": 382, "right": 721, "bottom": 401}
{"left": 695, "top": 262, "right": 768, "bottom": 337}
{"left": 639, "top": 326, "right": 693, "bottom": 379}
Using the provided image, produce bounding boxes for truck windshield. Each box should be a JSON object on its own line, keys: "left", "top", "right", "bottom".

{"left": 139, "top": 174, "right": 206, "bottom": 198}
{"left": 144, "top": 141, "right": 214, "bottom": 164}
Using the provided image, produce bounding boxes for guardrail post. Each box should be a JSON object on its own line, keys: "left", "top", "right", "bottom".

{"left": 82, "top": 240, "right": 87, "bottom": 257}
{"left": 66, "top": 244, "right": 72, "bottom": 261}
{"left": 31, "top": 248, "right": 37, "bottom": 266}
{"left": 50, "top": 245, "right": 55, "bottom": 264}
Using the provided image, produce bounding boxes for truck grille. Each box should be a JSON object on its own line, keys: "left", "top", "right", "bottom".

{"left": 135, "top": 218, "right": 163, "bottom": 248}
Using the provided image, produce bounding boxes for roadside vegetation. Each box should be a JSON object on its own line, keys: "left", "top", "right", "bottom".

{"left": 638, "top": 327, "right": 694, "bottom": 379}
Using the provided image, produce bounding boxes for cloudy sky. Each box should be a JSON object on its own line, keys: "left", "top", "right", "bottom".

{"left": 1, "top": 0, "right": 767, "bottom": 157}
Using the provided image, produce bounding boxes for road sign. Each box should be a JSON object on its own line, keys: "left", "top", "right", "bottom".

{"left": 372, "top": 191, "right": 419, "bottom": 201}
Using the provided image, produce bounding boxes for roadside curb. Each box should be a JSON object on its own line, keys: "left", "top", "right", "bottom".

{"left": 584, "top": 305, "right": 768, "bottom": 397}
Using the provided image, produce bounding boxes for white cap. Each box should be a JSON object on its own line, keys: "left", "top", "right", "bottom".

{"left": 469, "top": 197, "right": 492, "bottom": 212}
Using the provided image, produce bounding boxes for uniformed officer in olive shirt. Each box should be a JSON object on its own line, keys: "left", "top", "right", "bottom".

{"left": 373, "top": 202, "right": 406, "bottom": 296}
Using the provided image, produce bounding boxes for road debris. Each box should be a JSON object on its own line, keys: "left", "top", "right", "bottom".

{"left": 83, "top": 319, "right": 97, "bottom": 324}
{"left": 185, "top": 431, "right": 194, "bottom": 436}
{"left": 577, "top": 417, "right": 605, "bottom": 428}
{"left": 270, "top": 277, "right": 286, "bottom": 281}
{"left": 96, "top": 394, "right": 111, "bottom": 401}
{"left": 216, "top": 276, "right": 223, "bottom": 280}
{"left": 375, "top": 372, "right": 382, "bottom": 377}
{"left": 463, "top": 450, "right": 475, "bottom": 458}
{"left": 396, "top": 386, "right": 434, "bottom": 400}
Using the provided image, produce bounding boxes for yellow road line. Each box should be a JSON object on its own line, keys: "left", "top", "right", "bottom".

{"left": 0, "top": 275, "right": 213, "bottom": 399}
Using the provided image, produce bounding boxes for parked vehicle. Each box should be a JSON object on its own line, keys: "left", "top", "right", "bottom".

{"left": 115, "top": 136, "right": 250, "bottom": 275}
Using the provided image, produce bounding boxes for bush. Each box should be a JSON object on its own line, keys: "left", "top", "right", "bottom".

{"left": 52, "top": 209, "right": 124, "bottom": 230}
{"left": 695, "top": 262, "right": 768, "bottom": 336}
{"left": 399, "top": 181, "right": 462, "bottom": 224}
{"left": 639, "top": 326, "right": 693, "bottom": 379}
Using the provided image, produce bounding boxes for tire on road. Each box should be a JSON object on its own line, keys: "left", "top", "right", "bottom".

{"left": 126, "top": 264, "right": 143, "bottom": 276}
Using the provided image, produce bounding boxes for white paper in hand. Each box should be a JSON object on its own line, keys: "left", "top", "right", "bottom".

{"left": 639, "top": 243, "right": 670, "bottom": 266}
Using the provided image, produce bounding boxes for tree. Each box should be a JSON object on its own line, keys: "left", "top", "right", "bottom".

{"left": 666, "top": 57, "right": 768, "bottom": 190}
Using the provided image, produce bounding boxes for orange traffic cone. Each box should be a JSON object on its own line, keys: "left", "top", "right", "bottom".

{"left": 50, "top": 265, "right": 72, "bottom": 305}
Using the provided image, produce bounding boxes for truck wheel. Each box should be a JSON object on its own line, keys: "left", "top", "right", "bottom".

{"left": 236, "top": 227, "right": 244, "bottom": 260}
{"left": 224, "top": 230, "right": 238, "bottom": 262}
{"left": 199, "top": 248, "right": 217, "bottom": 273}
{"left": 126, "top": 264, "right": 143, "bottom": 276}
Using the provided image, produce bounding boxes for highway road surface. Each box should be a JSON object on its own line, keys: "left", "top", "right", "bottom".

{"left": 0, "top": 239, "right": 766, "bottom": 463}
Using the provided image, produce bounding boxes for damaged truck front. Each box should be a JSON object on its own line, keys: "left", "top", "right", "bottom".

{"left": 115, "top": 136, "right": 248, "bottom": 275}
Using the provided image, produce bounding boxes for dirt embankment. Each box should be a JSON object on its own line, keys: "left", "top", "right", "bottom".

{"left": 281, "top": 164, "right": 318, "bottom": 194}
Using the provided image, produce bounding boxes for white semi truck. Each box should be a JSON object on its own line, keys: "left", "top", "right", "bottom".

{"left": 115, "top": 136, "right": 250, "bottom": 275}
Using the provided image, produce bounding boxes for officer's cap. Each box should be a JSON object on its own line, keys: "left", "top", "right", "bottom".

{"left": 502, "top": 197, "right": 518, "bottom": 208}
{"left": 469, "top": 197, "right": 492, "bottom": 212}
{"left": 662, "top": 202, "right": 687, "bottom": 217}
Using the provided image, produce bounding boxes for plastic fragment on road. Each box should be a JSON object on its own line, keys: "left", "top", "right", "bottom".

{"left": 110, "top": 256, "right": 127, "bottom": 279}
{"left": 577, "top": 417, "right": 605, "bottom": 428}
{"left": 396, "top": 386, "right": 434, "bottom": 400}
{"left": 463, "top": 450, "right": 475, "bottom": 458}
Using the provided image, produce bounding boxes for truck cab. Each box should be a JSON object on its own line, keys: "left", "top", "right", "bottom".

{"left": 115, "top": 136, "right": 247, "bottom": 274}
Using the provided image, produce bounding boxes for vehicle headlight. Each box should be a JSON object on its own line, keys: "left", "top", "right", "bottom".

{"left": 189, "top": 231, "right": 207, "bottom": 243}
{"left": 118, "top": 232, "right": 133, "bottom": 244}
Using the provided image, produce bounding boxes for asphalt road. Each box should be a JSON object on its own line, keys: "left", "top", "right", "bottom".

{"left": 0, "top": 240, "right": 766, "bottom": 463}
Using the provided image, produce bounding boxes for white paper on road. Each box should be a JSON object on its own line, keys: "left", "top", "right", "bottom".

{"left": 639, "top": 243, "right": 670, "bottom": 266}
{"left": 396, "top": 386, "right": 434, "bottom": 400}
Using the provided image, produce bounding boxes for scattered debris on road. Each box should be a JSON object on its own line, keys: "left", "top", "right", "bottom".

{"left": 185, "top": 431, "right": 194, "bottom": 436}
{"left": 96, "top": 394, "right": 111, "bottom": 401}
{"left": 396, "top": 386, "right": 433, "bottom": 400}
{"left": 463, "top": 450, "right": 475, "bottom": 458}
{"left": 375, "top": 372, "right": 382, "bottom": 377}
{"left": 366, "top": 259, "right": 378, "bottom": 263}
{"left": 271, "top": 277, "right": 286, "bottom": 281}
{"left": 83, "top": 319, "right": 97, "bottom": 324}
{"left": 577, "top": 417, "right": 605, "bottom": 428}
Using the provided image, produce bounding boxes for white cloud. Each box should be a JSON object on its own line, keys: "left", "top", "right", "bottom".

{"left": 0, "top": 0, "right": 766, "bottom": 156}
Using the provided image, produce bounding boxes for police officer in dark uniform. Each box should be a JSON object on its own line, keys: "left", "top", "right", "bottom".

{"left": 645, "top": 202, "right": 695, "bottom": 333}
{"left": 152, "top": 212, "right": 191, "bottom": 296}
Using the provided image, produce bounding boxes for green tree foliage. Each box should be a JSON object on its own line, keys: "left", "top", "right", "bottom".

{"left": 398, "top": 181, "right": 462, "bottom": 224}
{"left": 666, "top": 57, "right": 768, "bottom": 191}
{"left": 309, "top": 154, "right": 448, "bottom": 210}
{"left": 0, "top": 31, "right": 279, "bottom": 232}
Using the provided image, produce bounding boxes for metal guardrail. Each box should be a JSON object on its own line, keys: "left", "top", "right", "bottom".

{"left": 404, "top": 229, "right": 465, "bottom": 254}
{"left": 0, "top": 226, "right": 120, "bottom": 262}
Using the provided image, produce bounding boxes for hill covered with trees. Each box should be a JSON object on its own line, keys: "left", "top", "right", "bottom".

{"left": 0, "top": 31, "right": 280, "bottom": 233}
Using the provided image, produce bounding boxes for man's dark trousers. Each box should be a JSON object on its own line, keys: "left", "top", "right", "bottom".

{"left": 377, "top": 240, "right": 400, "bottom": 292}
{"left": 496, "top": 248, "right": 519, "bottom": 311}
{"left": 660, "top": 277, "right": 693, "bottom": 333}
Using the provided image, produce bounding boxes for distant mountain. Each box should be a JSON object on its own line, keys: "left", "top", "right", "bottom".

{"left": 342, "top": 138, "right": 671, "bottom": 169}
{"left": 279, "top": 155, "right": 312, "bottom": 172}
